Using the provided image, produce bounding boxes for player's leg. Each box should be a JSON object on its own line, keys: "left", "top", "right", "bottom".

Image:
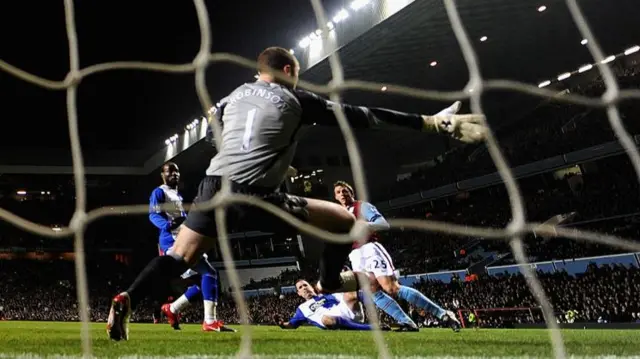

{"left": 321, "top": 315, "right": 375, "bottom": 330}
{"left": 162, "top": 280, "right": 201, "bottom": 330}
{"left": 107, "top": 178, "right": 220, "bottom": 341}
{"left": 152, "top": 303, "right": 162, "bottom": 324}
{"left": 199, "top": 273, "right": 223, "bottom": 331}
{"left": 349, "top": 245, "right": 418, "bottom": 330}
{"left": 193, "top": 256, "right": 236, "bottom": 332}
{"left": 376, "top": 275, "right": 460, "bottom": 332}
{"left": 323, "top": 300, "right": 384, "bottom": 331}
{"left": 107, "top": 226, "right": 212, "bottom": 341}
{"left": 303, "top": 197, "right": 355, "bottom": 233}
{"left": 261, "top": 193, "right": 359, "bottom": 293}
{"left": 367, "top": 243, "right": 459, "bottom": 331}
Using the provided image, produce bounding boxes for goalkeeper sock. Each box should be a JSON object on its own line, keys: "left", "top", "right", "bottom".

{"left": 372, "top": 290, "right": 417, "bottom": 327}
{"left": 126, "top": 254, "right": 189, "bottom": 309}
{"left": 335, "top": 317, "right": 373, "bottom": 331}
{"left": 397, "top": 285, "right": 446, "bottom": 319}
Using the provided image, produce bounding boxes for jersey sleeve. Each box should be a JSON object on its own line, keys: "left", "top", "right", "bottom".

{"left": 360, "top": 202, "right": 390, "bottom": 232}
{"left": 295, "top": 89, "right": 423, "bottom": 130}
{"left": 287, "top": 308, "right": 307, "bottom": 328}
{"left": 205, "top": 97, "right": 229, "bottom": 148}
{"left": 149, "top": 188, "right": 171, "bottom": 230}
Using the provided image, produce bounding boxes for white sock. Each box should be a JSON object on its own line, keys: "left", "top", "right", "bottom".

{"left": 170, "top": 295, "right": 191, "bottom": 314}
{"left": 204, "top": 300, "right": 217, "bottom": 324}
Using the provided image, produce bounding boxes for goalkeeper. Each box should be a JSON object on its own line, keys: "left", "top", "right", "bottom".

{"left": 107, "top": 46, "right": 487, "bottom": 341}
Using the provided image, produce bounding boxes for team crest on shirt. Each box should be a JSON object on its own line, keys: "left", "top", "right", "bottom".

{"left": 308, "top": 295, "right": 339, "bottom": 312}
{"left": 309, "top": 298, "right": 327, "bottom": 312}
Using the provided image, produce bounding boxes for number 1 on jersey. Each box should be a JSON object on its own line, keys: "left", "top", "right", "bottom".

{"left": 241, "top": 108, "right": 257, "bottom": 151}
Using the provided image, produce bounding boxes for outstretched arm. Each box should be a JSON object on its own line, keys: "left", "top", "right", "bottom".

{"left": 277, "top": 308, "right": 306, "bottom": 330}
{"left": 295, "top": 90, "right": 486, "bottom": 144}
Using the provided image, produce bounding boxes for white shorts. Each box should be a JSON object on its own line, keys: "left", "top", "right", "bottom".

{"left": 348, "top": 242, "right": 397, "bottom": 278}
{"left": 323, "top": 301, "right": 356, "bottom": 324}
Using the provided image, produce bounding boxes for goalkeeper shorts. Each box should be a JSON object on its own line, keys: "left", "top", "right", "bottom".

{"left": 183, "top": 175, "right": 309, "bottom": 239}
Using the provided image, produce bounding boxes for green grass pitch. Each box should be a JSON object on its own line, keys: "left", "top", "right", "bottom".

{"left": 0, "top": 321, "right": 638, "bottom": 358}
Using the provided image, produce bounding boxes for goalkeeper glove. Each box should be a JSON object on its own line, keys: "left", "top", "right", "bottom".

{"left": 424, "top": 101, "right": 487, "bottom": 144}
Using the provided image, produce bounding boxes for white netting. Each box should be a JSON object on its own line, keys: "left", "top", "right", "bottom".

{"left": 1, "top": 0, "right": 640, "bottom": 358}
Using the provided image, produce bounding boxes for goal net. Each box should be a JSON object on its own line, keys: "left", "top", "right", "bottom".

{"left": 1, "top": 0, "right": 640, "bottom": 358}
{"left": 457, "top": 307, "right": 547, "bottom": 329}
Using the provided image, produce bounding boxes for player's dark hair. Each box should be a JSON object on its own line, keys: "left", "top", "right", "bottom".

{"left": 162, "top": 162, "right": 177, "bottom": 172}
{"left": 294, "top": 278, "right": 307, "bottom": 287}
{"left": 333, "top": 180, "right": 354, "bottom": 195}
{"left": 257, "top": 47, "right": 297, "bottom": 75}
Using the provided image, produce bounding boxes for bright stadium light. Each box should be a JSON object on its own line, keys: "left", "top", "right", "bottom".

{"left": 165, "top": 139, "right": 171, "bottom": 145}
{"left": 298, "top": 36, "right": 311, "bottom": 49}
{"left": 581, "top": 39, "right": 588, "bottom": 45}
{"left": 538, "top": 80, "right": 551, "bottom": 88}
{"left": 430, "top": 61, "right": 438, "bottom": 67}
{"left": 326, "top": 21, "right": 335, "bottom": 31}
{"left": 168, "top": 134, "right": 178, "bottom": 143}
{"left": 289, "top": 48, "right": 295, "bottom": 55}
{"left": 480, "top": 36, "right": 488, "bottom": 42}
{"left": 601, "top": 55, "right": 615, "bottom": 64}
{"left": 381, "top": 86, "right": 387, "bottom": 91}
{"left": 350, "top": 0, "right": 370, "bottom": 11}
{"left": 333, "top": 8, "right": 349, "bottom": 23}
{"left": 16, "top": 190, "right": 27, "bottom": 195}
{"left": 624, "top": 45, "right": 639, "bottom": 55}
{"left": 40, "top": 191, "right": 45, "bottom": 195}
{"left": 52, "top": 226, "right": 62, "bottom": 232}
{"left": 578, "top": 64, "right": 593, "bottom": 73}
{"left": 557, "top": 72, "right": 571, "bottom": 81}
{"left": 315, "top": 29, "right": 323, "bottom": 37}
{"left": 538, "top": 5, "right": 547, "bottom": 12}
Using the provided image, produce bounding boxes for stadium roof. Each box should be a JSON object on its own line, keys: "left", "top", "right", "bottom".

{"left": 0, "top": 0, "right": 637, "bottom": 175}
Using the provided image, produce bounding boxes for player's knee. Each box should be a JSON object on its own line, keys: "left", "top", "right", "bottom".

{"left": 370, "top": 279, "right": 382, "bottom": 293}
{"left": 321, "top": 315, "right": 337, "bottom": 328}
{"left": 380, "top": 278, "right": 400, "bottom": 296}
{"left": 171, "top": 227, "right": 209, "bottom": 266}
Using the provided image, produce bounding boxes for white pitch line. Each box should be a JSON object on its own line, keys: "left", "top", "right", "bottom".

{"left": 0, "top": 356, "right": 611, "bottom": 358}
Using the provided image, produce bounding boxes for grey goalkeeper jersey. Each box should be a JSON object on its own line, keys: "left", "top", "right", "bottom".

{"left": 206, "top": 80, "right": 424, "bottom": 189}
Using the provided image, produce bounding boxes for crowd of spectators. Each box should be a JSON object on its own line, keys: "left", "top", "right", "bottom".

{"left": 2, "top": 259, "right": 638, "bottom": 328}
